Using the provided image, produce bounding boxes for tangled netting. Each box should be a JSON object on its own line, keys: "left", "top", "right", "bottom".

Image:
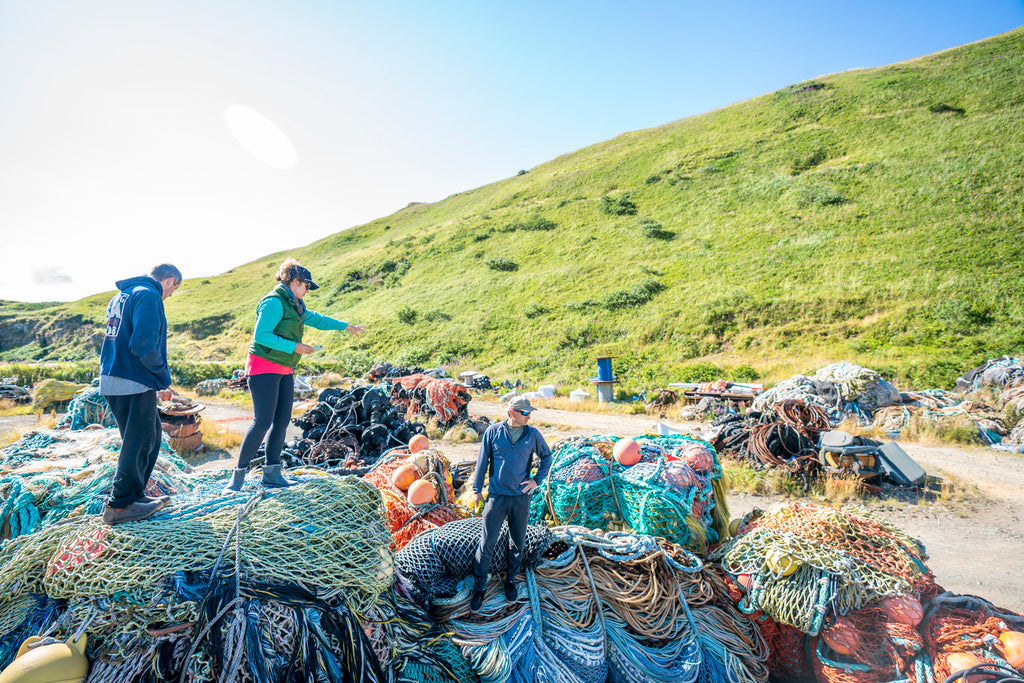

{"left": 0, "top": 475, "right": 395, "bottom": 680}
{"left": 363, "top": 447, "right": 466, "bottom": 550}
{"left": 57, "top": 386, "right": 119, "bottom": 430}
{"left": 712, "top": 401, "right": 826, "bottom": 476}
{"left": 528, "top": 434, "right": 728, "bottom": 553}
{"left": 0, "top": 428, "right": 192, "bottom": 540}
{"left": 711, "top": 501, "right": 938, "bottom": 636}
{"left": 424, "top": 526, "right": 769, "bottom": 683}
{"left": 390, "top": 374, "right": 473, "bottom": 428}
{"left": 394, "top": 517, "right": 552, "bottom": 603}
{"left": 287, "top": 384, "right": 430, "bottom": 467}
{"left": 753, "top": 362, "right": 900, "bottom": 423}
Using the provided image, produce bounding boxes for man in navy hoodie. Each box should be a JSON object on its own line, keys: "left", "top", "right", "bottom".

{"left": 99, "top": 264, "right": 181, "bottom": 524}
{"left": 467, "top": 395, "right": 552, "bottom": 611}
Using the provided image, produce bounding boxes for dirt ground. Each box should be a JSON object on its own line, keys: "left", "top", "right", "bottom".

{"left": 4, "top": 396, "right": 1022, "bottom": 613}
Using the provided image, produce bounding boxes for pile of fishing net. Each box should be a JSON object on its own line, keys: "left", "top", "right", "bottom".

{"left": 30, "top": 379, "right": 90, "bottom": 411}
{"left": 410, "top": 525, "right": 769, "bottom": 683}
{"left": 363, "top": 447, "right": 466, "bottom": 550}
{"left": 753, "top": 362, "right": 900, "bottom": 422}
{"left": 0, "top": 427, "right": 192, "bottom": 540}
{"left": 527, "top": 433, "right": 729, "bottom": 553}
{"left": 389, "top": 373, "right": 473, "bottom": 428}
{"left": 709, "top": 501, "right": 1024, "bottom": 682}
{"left": 956, "top": 356, "right": 1024, "bottom": 392}
{"left": 0, "top": 475, "right": 396, "bottom": 681}
{"left": 712, "top": 399, "right": 832, "bottom": 478}
{"left": 0, "top": 383, "right": 31, "bottom": 404}
{"left": 286, "top": 384, "right": 430, "bottom": 467}
{"left": 56, "top": 386, "right": 119, "bottom": 430}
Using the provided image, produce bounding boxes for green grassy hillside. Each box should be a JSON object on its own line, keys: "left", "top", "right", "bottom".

{"left": 3, "top": 28, "right": 1024, "bottom": 391}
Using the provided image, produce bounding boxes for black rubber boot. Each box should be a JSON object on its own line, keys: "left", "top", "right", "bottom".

{"left": 470, "top": 589, "right": 485, "bottom": 612}
{"left": 262, "top": 464, "right": 294, "bottom": 488}
{"left": 223, "top": 468, "right": 247, "bottom": 494}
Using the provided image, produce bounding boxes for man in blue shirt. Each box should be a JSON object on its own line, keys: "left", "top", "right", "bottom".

{"left": 467, "top": 396, "right": 552, "bottom": 611}
{"left": 99, "top": 264, "right": 181, "bottom": 524}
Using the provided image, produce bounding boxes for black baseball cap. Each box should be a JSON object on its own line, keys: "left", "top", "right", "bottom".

{"left": 294, "top": 266, "right": 319, "bottom": 290}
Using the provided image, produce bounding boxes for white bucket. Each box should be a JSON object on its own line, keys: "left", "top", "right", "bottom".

{"left": 569, "top": 388, "right": 589, "bottom": 402}
{"left": 537, "top": 384, "right": 556, "bottom": 399}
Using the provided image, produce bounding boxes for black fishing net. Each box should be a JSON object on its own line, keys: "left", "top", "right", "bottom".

{"left": 394, "top": 518, "right": 552, "bottom": 603}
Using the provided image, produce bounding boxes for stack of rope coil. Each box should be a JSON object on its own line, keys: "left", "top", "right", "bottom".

{"left": 528, "top": 434, "right": 728, "bottom": 553}
{"left": 712, "top": 404, "right": 822, "bottom": 478}
{"left": 0, "top": 475, "right": 395, "bottom": 680}
{"left": 364, "top": 447, "right": 466, "bottom": 550}
{"left": 422, "top": 526, "right": 769, "bottom": 683}
{"left": 0, "top": 428, "right": 192, "bottom": 539}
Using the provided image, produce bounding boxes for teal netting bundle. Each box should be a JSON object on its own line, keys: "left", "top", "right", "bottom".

{"left": 57, "top": 387, "right": 118, "bottom": 430}
{"left": 529, "top": 434, "right": 727, "bottom": 552}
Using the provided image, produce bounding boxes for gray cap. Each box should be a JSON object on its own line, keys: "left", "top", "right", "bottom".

{"left": 508, "top": 396, "right": 536, "bottom": 413}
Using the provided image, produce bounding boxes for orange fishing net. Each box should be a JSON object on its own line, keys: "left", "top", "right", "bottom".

{"left": 924, "top": 605, "right": 1007, "bottom": 681}
{"left": 364, "top": 448, "right": 465, "bottom": 550}
{"left": 392, "top": 374, "right": 469, "bottom": 424}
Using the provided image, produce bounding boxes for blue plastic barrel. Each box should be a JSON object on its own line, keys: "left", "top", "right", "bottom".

{"left": 597, "top": 357, "right": 614, "bottom": 382}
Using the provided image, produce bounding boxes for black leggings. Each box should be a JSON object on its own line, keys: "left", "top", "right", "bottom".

{"left": 236, "top": 373, "right": 294, "bottom": 469}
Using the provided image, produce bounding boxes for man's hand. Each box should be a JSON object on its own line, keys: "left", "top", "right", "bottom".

{"left": 520, "top": 479, "right": 538, "bottom": 494}
{"left": 468, "top": 492, "right": 483, "bottom": 506}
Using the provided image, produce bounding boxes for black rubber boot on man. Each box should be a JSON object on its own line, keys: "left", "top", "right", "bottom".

{"left": 504, "top": 581, "right": 518, "bottom": 601}
{"left": 470, "top": 589, "right": 485, "bottom": 612}
{"left": 262, "top": 464, "right": 294, "bottom": 488}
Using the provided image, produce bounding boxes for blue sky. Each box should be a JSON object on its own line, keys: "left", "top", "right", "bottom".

{"left": 1, "top": 0, "right": 1021, "bottom": 302}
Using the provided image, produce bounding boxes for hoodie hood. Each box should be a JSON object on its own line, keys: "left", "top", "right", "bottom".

{"left": 115, "top": 275, "right": 161, "bottom": 294}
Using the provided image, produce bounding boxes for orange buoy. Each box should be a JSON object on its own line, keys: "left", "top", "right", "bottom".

{"left": 998, "top": 631, "right": 1024, "bottom": 669}
{"left": 944, "top": 652, "right": 987, "bottom": 682}
{"left": 407, "top": 479, "right": 437, "bottom": 505}
{"left": 879, "top": 595, "right": 923, "bottom": 627}
{"left": 612, "top": 438, "right": 641, "bottom": 466}
{"left": 391, "top": 463, "right": 422, "bottom": 492}
{"left": 409, "top": 434, "right": 430, "bottom": 452}
{"left": 822, "top": 616, "right": 862, "bottom": 656}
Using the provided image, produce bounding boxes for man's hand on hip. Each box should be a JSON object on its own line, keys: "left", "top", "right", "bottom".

{"left": 520, "top": 479, "right": 538, "bottom": 494}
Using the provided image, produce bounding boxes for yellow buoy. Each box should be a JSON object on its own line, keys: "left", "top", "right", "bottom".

{"left": 0, "top": 635, "right": 88, "bottom": 683}
{"left": 766, "top": 550, "right": 801, "bottom": 577}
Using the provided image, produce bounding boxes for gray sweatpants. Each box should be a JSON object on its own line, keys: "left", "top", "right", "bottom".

{"left": 473, "top": 493, "right": 530, "bottom": 590}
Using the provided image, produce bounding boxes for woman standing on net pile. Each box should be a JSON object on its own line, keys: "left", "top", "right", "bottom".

{"left": 225, "top": 258, "right": 364, "bottom": 492}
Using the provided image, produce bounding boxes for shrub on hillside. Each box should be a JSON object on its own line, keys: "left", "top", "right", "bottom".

{"left": 524, "top": 302, "right": 549, "bottom": 318}
{"left": 676, "top": 362, "right": 722, "bottom": 382}
{"left": 395, "top": 306, "right": 418, "bottom": 325}
{"left": 638, "top": 217, "right": 673, "bottom": 239}
{"left": 599, "top": 194, "right": 638, "bottom": 216}
{"left": 486, "top": 257, "right": 519, "bottom": 272}
{"left": 499, "top": 215, "right": 557, "bottom": 233}
{"left": 797, "top": 185, "right": 848, "bottom": 208}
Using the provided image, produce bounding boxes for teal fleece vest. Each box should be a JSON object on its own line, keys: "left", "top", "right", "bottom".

{"left": 249, "top": 285, "right": 305, "bottom": 368}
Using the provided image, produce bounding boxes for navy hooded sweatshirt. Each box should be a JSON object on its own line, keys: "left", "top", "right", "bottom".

{"left": 99, "top": 276, "right": 172, "bottom": 391}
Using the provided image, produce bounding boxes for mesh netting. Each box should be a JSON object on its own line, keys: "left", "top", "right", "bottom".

{"left": 363, "top": 448, "right": 466, "bottom": 550}
{"left": 529, "top": 434, "right": 727, "bottom": 553}
{"left": 0, "top": 427, "right": 193, "bottom": 540}
{"left": 56, "top": 387, "right": 119, "bottom": 430}
{"left": 424, "top": 527, "right": 769, "bottom": 683}
{"left": 393, "top": 517, "right": 552, "bottom": 601}
{"left": 711, "top": 501, "right": 938, "bottom": 635}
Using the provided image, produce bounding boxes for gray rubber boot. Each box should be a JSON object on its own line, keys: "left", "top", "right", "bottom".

{"left": 262, "top": 464, "right": 294, "bottom": 488}
{"left": 223, "top": 468, "right": 247, "bottom": 494}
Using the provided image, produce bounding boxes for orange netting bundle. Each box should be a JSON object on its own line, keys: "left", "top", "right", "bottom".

{"left": 390, "top": 374, "right": 470, "bottom": 425}
{"left": 812, "top": 603, "right": 924, "bottom": 683}
{"left": 364, "top": 448, "right": 465, "bottom": 550}
{"left": 922, "top": 594, "right": 1024, "bottom": 681}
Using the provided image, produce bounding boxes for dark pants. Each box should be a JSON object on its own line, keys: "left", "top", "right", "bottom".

{"left": 473, "top": 494, "right": 530, "bottom": 590}
{"left": 236, "top": 373, "right": 294, "bottom": 469}
{"left": 106, "top": 391, "right": 162, "bottom": 508}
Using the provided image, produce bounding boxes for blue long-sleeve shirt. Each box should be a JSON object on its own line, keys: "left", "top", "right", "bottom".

{"left": 472, "top": 421, "right": 552, "bottom": 497}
